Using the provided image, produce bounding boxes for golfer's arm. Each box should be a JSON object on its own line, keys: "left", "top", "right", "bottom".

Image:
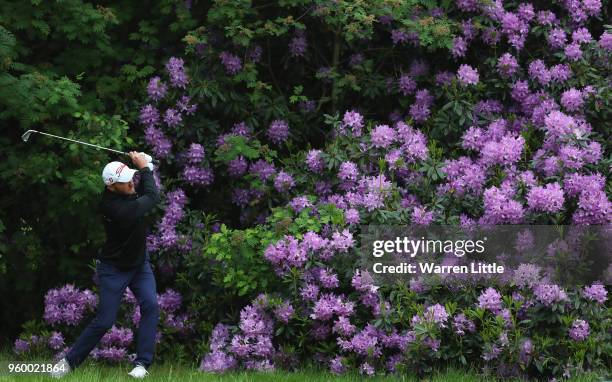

{"left": 117, "top": 168, "right": 160, "bottom": 220}
{"left": 135, "top": 166, "right": 155, "bottom": 195}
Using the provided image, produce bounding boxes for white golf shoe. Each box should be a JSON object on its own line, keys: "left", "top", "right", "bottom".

{"left": 128, "top": 364, "right": 149, "bottom": 378}
{"left": 49, "top": 357, "right": 71, "bottom": 379}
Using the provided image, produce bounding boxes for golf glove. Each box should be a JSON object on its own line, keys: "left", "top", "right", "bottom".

{"left": 139, "top": 152, "right": 155, "bottom": 171}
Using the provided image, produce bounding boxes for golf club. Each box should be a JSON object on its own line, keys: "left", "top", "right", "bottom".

{"left": 22, "top": 130, "right": 155, "bottom": 164}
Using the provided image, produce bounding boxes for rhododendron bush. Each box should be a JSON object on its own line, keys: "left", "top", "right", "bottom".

{"left": 15, "top": 284, "right": 194, "bottom": 364}
{"left": 14, "top": 0, "right": 611, "bottom": 380}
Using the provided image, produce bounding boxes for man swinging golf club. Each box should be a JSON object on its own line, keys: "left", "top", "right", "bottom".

{"left": 51, "top": 151, "right": 160, "bottom": 379}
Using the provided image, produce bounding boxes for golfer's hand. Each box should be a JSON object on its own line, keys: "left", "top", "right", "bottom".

{"left": 139, "top": 152, "right": 153, "bottom": 163}
{"left": 129, "top": 151, "right": 148, "bottom": 170}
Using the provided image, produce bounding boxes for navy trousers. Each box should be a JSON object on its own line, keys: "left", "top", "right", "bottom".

{"left": 66, "top": 251, "right": 159, "bottom": 369}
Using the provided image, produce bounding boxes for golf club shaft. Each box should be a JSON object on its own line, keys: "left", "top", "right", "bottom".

{"left": 27, "top": 130, "right": 129, "bottom": 156}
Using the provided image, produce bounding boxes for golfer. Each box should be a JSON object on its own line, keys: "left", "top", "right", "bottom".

{"left": 51, "top": 151, "right": 160, "bottom": 379}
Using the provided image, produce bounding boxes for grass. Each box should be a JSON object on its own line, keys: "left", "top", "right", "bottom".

{"left": 0, "top": 352, "right": 609, "bottom": 382}
{"left": 0, "top": 361, "right": 609, "bottom": 382}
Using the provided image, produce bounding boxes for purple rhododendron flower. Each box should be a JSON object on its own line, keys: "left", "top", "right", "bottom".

{"left": 341, "top": 110, "right": 364, "bottom": 136}
{"left": 457, "top": 64, "right": 479, "bottom": 85}
{"left": 48, "top": 331, "right": 65, "bottom": 350}
{"left": 370, "top": 124, "right": 395, "bottom": 148}
{"left": 533, "top": 284, "right": 568, "bottom": 306}
{"left": 14, "top": 339, "right": 29, "bottom": 354}
{"left": 44, "top": 284, "right": 97, "bottom": 326}
{"left": 166, "top": 57, "right": 189, "bottom": 88}
{"left": 273, "top": 171, "right": 295, "bottom": 192}
{"left": 583, "top": 283, "right": 607, "bottom": 304}
{"left": 478, "top": 287, "right": 503, "bottom": 313}
{"left": 219, "top": 52, "right": 242, "bottom": 74}
{"left": 185, "top": 143, "right": 205, "bottom": 164}
{"left": 289, "top": 30, "right": 307, "bottom": 57}
{"left": 569, "top": 319, "right": 589, "bottom": 341}
{"left": 527, "top": 183, "right": 565, "bottom": 213}
{"left": 497, "top": 53, "right": 519, "bottom": 77}
{"left": 398, "top": 74, "right": 417, "bottom": 95}
{"left": 305, "top": 149, "right": 324, "bottom": 172}
{"left": 147, "top": 76, "right": 167, "bottom": 101}
{"left": 267, "top": 120, "right": 289, "bottom": 144}
{"left": 139, "top": 104, "right": 160, "bottom": 127}
{"left": 163, "top": 108, "right": 182, "bottom": 127}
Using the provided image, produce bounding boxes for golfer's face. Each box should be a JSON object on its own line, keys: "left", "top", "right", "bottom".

{"left": 114, "top": 179, "right": 135, "bottom": 195}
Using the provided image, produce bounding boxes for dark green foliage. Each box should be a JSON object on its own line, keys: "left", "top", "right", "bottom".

{"left": 0, "top": 0, "right": 201, "bottom": 345}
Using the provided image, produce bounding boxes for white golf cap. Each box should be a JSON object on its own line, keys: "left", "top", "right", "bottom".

{"left": 102, "top": 161, "right": 138, "bottom": 185}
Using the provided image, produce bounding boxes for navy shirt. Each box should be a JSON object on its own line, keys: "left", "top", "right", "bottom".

{"left": 97, "top": 167, "right": 159, "bottom": 269}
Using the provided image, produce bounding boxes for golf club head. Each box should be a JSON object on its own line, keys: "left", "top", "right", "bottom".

{"left": 21, "top": 130, "right": 36, "bottom": 142}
